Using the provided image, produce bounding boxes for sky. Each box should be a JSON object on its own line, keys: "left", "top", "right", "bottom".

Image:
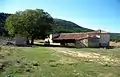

{"left": 0, "top": 0, "right": 120, "bottom": 33}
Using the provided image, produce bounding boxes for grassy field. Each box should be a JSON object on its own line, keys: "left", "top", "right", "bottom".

{"left": 0, "top": 46, "right": 120, "bottom": 77}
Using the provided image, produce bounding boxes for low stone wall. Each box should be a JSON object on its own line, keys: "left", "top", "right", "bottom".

{"left": 110, "top": 42, "right": 120, "bottom": 47}
{"left": 0, "top": 37, "right": 14, "bottom": 45}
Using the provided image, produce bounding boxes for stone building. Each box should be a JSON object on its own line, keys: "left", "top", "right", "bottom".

{"left": 14, "top": 36, "right": 27, "bottom": 46}
{"left": 52, "top": 30, "right": 110, "bottom": 48}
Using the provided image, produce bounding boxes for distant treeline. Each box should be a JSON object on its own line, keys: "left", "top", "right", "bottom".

{"left": 110, "top": 33, "right": 120, "bottom": 42}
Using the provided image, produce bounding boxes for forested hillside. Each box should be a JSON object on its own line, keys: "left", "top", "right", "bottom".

{"left": 0, "top": 13, "right": 11, "bottom": 27}
{"left": 0, "top": 13, "right": 11, "bottom": 36}
{"left": 53, "top": 18, "right": 93, "bottom": 33}
{"left": 109, "top": 33, "right": 120, "bottom": 42}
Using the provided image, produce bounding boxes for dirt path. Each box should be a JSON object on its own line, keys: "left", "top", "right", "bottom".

{"left": 50, "top": 47, "right": 120, "bottom": 65}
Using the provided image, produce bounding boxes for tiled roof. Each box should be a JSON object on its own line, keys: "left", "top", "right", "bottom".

{"left": 53, "top": 30, "right": 109, "bottom": 40}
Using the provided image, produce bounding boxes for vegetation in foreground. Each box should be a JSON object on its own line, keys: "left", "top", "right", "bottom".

{"left": 0, "top": 46, "right": 120, "bottom": 77}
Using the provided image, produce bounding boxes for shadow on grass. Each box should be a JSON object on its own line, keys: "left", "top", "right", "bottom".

{"left": 4, "top": 43, "right": 116, "bottom": 50}
{"left": 34, "top": 44, "right": 76, "bottom": 48}
{"left": 34, "top": 44, "right": 116, "bottom": 49}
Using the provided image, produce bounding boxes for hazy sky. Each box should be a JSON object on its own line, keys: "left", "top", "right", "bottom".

{"left": 0, "top": 0, "right": 120, "bottom": 32}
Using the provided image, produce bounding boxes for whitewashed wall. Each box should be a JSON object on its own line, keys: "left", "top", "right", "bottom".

{"left": 100, "top": 34, "right": 110, "bottom": 46}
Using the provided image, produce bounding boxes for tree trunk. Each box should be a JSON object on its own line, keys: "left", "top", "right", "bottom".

{"left": 60, "top": 42, "right": 65, "bottom": 46}
{"left": 31, "top": 36, "right": 34, "bottom": 45}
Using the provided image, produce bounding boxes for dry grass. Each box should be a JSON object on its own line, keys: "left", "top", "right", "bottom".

{"left": 110, "top": 41, "right": 120, "bottom": 47}
{"left": 0, "top": 46, "right": 120, "bottom": 77}
{"left": 50, "top": 47, "right": 120, "bottom": 65}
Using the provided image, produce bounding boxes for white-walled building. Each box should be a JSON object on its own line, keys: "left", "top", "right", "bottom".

{"left": 52, "top": 30, "right": 110, "bottom": 47}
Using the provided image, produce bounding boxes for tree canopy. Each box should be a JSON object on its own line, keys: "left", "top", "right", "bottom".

{"left": 5, "top": 9, "right": 53, "bottom": 44}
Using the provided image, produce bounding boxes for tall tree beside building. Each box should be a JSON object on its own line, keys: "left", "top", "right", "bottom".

{"left": 5, "top": 9, "right": 53, "bottom": 44}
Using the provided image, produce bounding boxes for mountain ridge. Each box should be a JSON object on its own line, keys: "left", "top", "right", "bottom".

{"left": 53, "top": 18, "right": 93, "bottom": 33}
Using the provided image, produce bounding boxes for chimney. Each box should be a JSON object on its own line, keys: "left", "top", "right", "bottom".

{"left": 97, "top": 29, "right": 102, "bottom": 33}
{"left": 100, "top": 29, "right": 101, "bottom": 33}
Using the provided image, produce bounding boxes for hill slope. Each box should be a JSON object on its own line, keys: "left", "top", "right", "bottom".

{"left": 0, "top": 13, "right": 11, "bottom": 35}
{"left": 0, "top": 13, "right": 11, "bottom": 27}
{"left": 53, "top": 18, "right": 93, "bottom": 33}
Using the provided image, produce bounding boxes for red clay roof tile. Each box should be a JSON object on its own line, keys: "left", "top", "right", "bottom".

{"left": 53, "top": 30, "right": 109, "bottom": 40}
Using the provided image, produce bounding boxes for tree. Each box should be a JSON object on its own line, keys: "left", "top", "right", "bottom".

{"left": 5, "top": 9, "right": 53, "bottom": 45}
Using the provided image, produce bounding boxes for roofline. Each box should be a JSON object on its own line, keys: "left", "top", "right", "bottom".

{"left": 55, "top": 30, "right": 108, "bottom": 35}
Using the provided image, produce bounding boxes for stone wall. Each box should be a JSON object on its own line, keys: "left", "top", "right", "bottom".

{"left": 75, "top": 39, "right": 88, "bottom": 48}
{"left": 88, "top": 37, "right": 100, "bottom": 47}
